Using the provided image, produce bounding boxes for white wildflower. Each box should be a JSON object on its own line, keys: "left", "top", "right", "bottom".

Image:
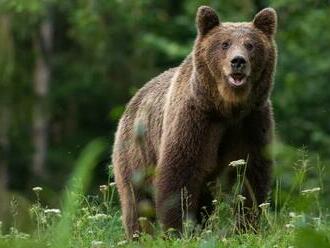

{"left": 109, "top": 182, "right": 116, "bottom": 187}
{"left": 167, "top": 227, "right": 176, "bottom": 233}
{"left": 229, "top": 159, "right": 246, "bottom": 167}
{"left": 99, "top": 185, "right": 108, "bottom": 192}
{"left": 32, "top": 187, "right": 43, "bottom": 192}
{"left": 22, "top": 233, "right": 31, "bottom": 239}
{"left": 138, "top": 216, "right": 147, "bottom": 222}
{"left": 258, "top": 202, "right": 270, "bottom": 209}
{"left": 117, "top": 240, "right": 128, "bottom": 246}
{"left": 212, "top": 199, "right": 218, "bottom": 205}
{"left": 301, "top": 187, "right": 321, "bottom": 195}
{"left": 132, "top": 233, "right": 139, "bottom": 239}
{"left": 44, "top": 209, "right": 61, "bottom": 215}
{"left": 237, "top": 195, "right": 246, "bottom": 201}
{"left": 88, "top": 213, "right": 109, "bottom": 221}
{"left": 285, "top": 223, "right": 295, "bottom": 229}
{"left": 289, "top": 212, "right": 296, "bottom": 218}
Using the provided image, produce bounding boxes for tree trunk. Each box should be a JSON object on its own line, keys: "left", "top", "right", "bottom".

{"left": 32, "top": 8, "right": 53, "bottom": 179}
{"left": 0, "top": 104, "right": 10, "bottom": 193}
{"left": 0, "top": 15, "right": 13, "bottom": 195}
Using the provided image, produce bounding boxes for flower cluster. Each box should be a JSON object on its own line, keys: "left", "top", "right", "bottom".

{"left": 258, "top": 202, "right": 270, "bottom": 209}
{"left": 32, "top": 186, "right": 43, "bottom": 192}
{"left": 87, "top": 213, "right": 109, "bottom": 221}
{"left": 228, "top": 159, "right": 246, "bottom": 167}
{"left": 301, "top": 187, "right": 321, "bottom": 195}
{"left": 44, "top": 209, "right": 61, "bottom": 217}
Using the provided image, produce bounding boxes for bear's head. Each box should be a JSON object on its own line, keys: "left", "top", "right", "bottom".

{"left": 193, "top": 6, "right": 277, "bottom": 105}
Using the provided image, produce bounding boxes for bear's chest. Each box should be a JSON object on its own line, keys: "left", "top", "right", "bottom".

{"left": 199, "top": 122, "right": 224, "bottom": 174}
{"left": 200, "top": 120, "right": 251, "bottom": 178}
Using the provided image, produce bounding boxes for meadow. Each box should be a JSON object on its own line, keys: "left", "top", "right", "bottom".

{"left": 0, "top": 140, "right": 329, "bottom": 247}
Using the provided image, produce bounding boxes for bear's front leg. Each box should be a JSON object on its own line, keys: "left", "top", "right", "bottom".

{"left": 155, "top": 103, "right": 210, "bottom": 233}
{"left": 240, "top": 104, "right": 274, "bottom": 230}
{"left": 240, "top": 148, "right": 272, "bottom": 230}
{"left": 155, "top": 169, "right": 203, "bottom": 233}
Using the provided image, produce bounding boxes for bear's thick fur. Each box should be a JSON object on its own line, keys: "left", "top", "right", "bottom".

{"left": 112, "top": 6, "right": 277, "bottom": 238}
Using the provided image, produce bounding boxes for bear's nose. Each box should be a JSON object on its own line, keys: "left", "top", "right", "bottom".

{"left": 231, "top": 56, "right": 246, "bottom": 70}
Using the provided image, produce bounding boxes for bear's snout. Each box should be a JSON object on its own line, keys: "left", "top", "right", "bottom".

{"left": 225, "top": 54, "right": 250, "bottom": 87}
{"left": 231, "top": 56, "right": 246, "bottom": 71}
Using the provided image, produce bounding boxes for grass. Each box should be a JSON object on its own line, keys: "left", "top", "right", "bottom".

{"left": 0, "top": 140, "right": 329, "bottom": 248}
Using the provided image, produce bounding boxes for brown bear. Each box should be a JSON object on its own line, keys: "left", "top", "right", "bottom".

{"left": 112, "top": 6, "right": 277, "bottom": 238}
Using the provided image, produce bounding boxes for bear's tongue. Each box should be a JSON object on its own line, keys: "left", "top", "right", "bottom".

{"left": 229, "top": 73, "right": 246, "bottom": 86}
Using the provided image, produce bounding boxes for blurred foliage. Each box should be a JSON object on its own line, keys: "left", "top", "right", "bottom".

{"left": 0, "top": 0, "right": 329, "bottom": 208}
{"left": 270, "top": 0, "right": 330, "bottom": 154}
{"left": 295, "top": 227, "right": 330, "bottom": 248}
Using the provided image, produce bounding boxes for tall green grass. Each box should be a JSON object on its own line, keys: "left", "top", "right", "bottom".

{"left": 0, "top": 141, "right": 329, "bottom": 247}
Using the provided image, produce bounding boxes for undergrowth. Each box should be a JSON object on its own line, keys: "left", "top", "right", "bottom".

{"left": 0, "top": 140, "right": 329, "bottom": 248}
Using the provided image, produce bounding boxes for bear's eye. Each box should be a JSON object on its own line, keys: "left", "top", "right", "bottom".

{"left": 245, "top": 42, "right": 254, "bottom": 51}
{"left": 222, "top": 41, "right": 230, "bottom": 50}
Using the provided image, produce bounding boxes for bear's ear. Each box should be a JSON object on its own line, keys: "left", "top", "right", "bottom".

{"left": 196, "top": 6, "right": 220, "bottom": 36}
{"left": 253, "top": 8, "right": 277, "bottom": 37}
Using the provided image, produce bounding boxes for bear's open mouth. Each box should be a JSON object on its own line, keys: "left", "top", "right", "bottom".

{"left": 228, "top": 73, "right": 247, "bottom": 87}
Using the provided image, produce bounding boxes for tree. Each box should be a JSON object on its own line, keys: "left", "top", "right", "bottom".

{"left": 0, "top": 15, "right": 14, "bottom": 193}
{"left": 32, "top": 5, "right": 54, "bottom": 179}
